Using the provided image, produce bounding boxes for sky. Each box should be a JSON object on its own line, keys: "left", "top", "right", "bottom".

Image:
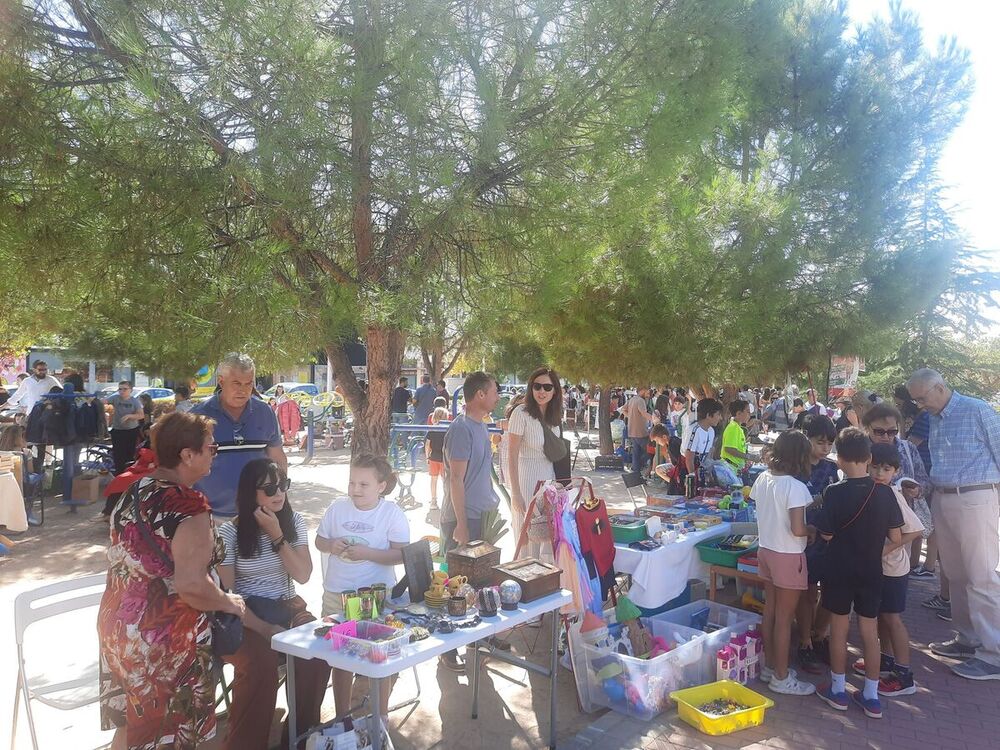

{"left": 846, "top": 0, "right": 1000, "bottom": 328}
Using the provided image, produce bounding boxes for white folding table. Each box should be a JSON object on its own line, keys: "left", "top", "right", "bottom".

{"left": 271, "top": 589, "right": 573, "bottom": 750}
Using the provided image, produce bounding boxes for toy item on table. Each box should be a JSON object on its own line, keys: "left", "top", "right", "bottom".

{"left": 741, "top": 591, "right": 764, "bottom": 615}
{"left": 382, "top": 614, "right": 406, "bottom": 629}
{"left": 446, "top": 575, "right": 468, "bottom": 596}
{"left": 477, "top": 586, "right": 501, "bottom": 617}
{"left": 498, "top": 579, "right": 523, "bottom": 610}
{"left": 579, "top": 610, "right": 613, "bottom": 649}
{"left": 456, "top": 582, "right": 478, "bottom": 610}
{"left": 615, "top": 595, "right": 653, "bottom": 658}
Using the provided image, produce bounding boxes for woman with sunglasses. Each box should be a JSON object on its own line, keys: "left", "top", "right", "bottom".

{"left": 508, "top": 367, "right": 563, "bottom": 562}
{"left": 216, "top": 459, "right": 329, "bottom": 750}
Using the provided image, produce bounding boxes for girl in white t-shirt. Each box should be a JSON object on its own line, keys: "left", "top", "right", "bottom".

{"left": 316, "top": 453, "right": 410, "bottom": 716}
{"left": 749, "top": 430, "right": 815, "bottom": 697}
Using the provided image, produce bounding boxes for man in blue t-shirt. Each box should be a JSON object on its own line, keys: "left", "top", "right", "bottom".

{"left": 412, "top": 374, "right": 437, "bottom": 425}
{"left": 191, "top": 353, "right": 285, "bottom": 517}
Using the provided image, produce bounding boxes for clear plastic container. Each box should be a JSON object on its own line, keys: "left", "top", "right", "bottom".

{"left": 325, "top": 620, "right": 411, "bottom": 664}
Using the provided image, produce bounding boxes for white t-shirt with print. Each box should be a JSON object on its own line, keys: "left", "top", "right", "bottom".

{"left": 317, "top": 497, "right": 410, "bottom": 593}
{"left": 683, "top": 424, "right": 715, "bottom": 463}
{"left": 883, "top": 485, "right": 924, "bottom": 577}
{"left": 750, "top": 471, "right": 812, "bottom": 553}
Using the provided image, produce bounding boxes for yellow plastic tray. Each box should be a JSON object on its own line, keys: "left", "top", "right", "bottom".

{"left": 669, "top": 679, "right": 774, "bottom": 736}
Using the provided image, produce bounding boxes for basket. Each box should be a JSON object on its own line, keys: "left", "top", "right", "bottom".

{"left": 325, "top": 620, "right": 411, "bottom": 664}
{"left": 669, "top": 679, "right": 774, "bottom": 736}
{"left": 695, "top": 534, "right": 758, "bottom": 568}
{"left": 609, "top": 514, "right": 648, "bottom": 543}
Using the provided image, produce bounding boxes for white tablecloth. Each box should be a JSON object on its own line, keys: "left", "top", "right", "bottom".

{"left": 613, "top": 523, "right": 732, "bottom": 610}
{"left": 0, "top": 471, "right": 27, "bottom": 533}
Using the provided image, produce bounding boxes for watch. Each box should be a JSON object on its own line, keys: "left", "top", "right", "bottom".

{"left": 271, "top": 537, "right": 286, "bottom": 553}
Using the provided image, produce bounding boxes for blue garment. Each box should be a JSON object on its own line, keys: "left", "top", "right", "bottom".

{"left": 412, "top": 383, "right": 437, "bottom": 425}
{"left": 927, "top": 391, "right": 1000, "bottom": 486}
{"left": 191, "top": 395, "right": 281, "bottom": 516}
{"left": 908, "top": 410, "right": 932, "bottom": 472}
{"left": 630, "top": 436, "right": 650, "bottom": 474}
{"left": 806, "top": 458, "right": 839, "bottom": 497}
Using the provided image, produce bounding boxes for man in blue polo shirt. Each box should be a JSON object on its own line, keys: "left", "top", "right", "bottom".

{"left": 192, "top": 353, "right": 286, "bottom": 516}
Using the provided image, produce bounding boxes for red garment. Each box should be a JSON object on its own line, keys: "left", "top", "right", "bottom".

{"left": 276, "top": 400, "right": 302, "bottom": 437}
{"left": 103, "top": 447, "right": 157, "bottom": 497}
{"left": 575, "top": 502, "right": 616, "bottom": 577}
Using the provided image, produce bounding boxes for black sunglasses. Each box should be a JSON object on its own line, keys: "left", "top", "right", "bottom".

{"left": 532, "top": 382, "right": 555, "bottom": 392}
{"left": 259, "top": 477, "right": 291, "bottom": 496}
{"left": 871, "top": 428, "right": 899, "bottom": 437}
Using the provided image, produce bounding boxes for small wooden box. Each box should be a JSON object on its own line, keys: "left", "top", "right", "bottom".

{"left": 646, "top": 493, "right": 685, "bottom": 507}
{"left": 446, "top": 540, "right": 501, "bottom": 587}
{"left": 492, "top": 558, "right": 562, "bottom": 603}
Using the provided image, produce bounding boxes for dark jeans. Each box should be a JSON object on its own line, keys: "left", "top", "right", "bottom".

{"left": 110, "top": 428, "right": 140, "bottom": 474}
{"left": 31, "top": 443, "right": 47, "bottom": 474}
{"left": 630, "top": 436, "right": 650, "bottom": 474}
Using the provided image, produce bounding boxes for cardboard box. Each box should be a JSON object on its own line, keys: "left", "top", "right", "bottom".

{"left": 71, "top": 474, "right": 104, "bottom": 504}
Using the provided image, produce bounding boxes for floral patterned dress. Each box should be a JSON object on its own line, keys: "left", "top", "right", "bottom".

{"left": 98, "top": 477, "right": 224, "bottom": 749}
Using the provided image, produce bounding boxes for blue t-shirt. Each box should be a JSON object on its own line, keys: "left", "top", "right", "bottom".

{"left": 413, "top": 383, "right": 437, "bottom": 425}
{"left": 908, "top": 410, "right": 931, "bottom": 472}
{"left": 191, "top": 395, "right": 281, "bottom": 516}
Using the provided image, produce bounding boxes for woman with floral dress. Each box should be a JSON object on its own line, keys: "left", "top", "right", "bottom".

{"left": 98, "top": 411, "right": 245, "bottom": 750}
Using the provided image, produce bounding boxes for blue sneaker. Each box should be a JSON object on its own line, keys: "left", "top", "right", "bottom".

{"left": 851, "top": 690, "right": 883, "bottom": 719}
{"left": 816, "top": 684, "right": 848, "bottom": 711}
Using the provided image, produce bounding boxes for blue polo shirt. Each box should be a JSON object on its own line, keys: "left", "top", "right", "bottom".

{"left": 191, "top": 395, "right": 281, "bottom": 516}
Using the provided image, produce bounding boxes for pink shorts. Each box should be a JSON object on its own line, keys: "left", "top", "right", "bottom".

{"left": 757, "top": 547, "right": 808, "bottom": 591}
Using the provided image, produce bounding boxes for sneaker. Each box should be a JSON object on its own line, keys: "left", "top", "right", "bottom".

{"left": 930, "top": 638, "right": 977, "bottom": 660}
{"left": 816, "top": 684, "right": 849, "bottom": 711}
{"left": 922, "top": 594, "right": 950, "bottom": 611}
{"left": 759, "top": 666, "right": 797, "bottom": 683}
{"left": 909, "top": 565, "right": 935, "bottom": 578}
{"left": 951, "top": 658, "right": 1000, "bottom": 681}
{"left": 936, "top": 606, "right": 953, "bottom": 622}
{"left": 26, "top": 513, "right": 41, "bottom": 527}
{"left": 851, "top": 689, "right": 883, "bottom": 719}
{"left": 768, "top": 673, "right": 816, "bottom": 696}
{"left": 477, "top": 636, "right": 512, "bottom": 653}
{"left": 878, "top": 669, "right": 917, "bottom": 696}
{"left": 798, "top": 647, "right": 825, "bottom": 675}
{"left": 852, "top": 653, "right": 895, "bottom": 677}
{"left": 439, "top": 653, "right": 466, "bottom": 673}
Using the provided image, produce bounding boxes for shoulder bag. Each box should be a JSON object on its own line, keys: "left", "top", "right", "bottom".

{"left": 130, "top": 486, "right": 243, "bottom": 656}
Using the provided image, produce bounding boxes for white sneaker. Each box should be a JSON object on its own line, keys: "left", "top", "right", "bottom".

{"left": 759, "top": 666, "right": 797, "bottom": 683}
{"left": 769, "top": 673, "right": 816, "bottom": 696}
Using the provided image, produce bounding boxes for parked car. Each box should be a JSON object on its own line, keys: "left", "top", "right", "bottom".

{"left": 263, "top": 382, "right": 320, "bottom": 398}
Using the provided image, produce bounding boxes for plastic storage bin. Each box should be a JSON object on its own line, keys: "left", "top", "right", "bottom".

{"left": 647, "top": 600, "right": 761, "bottom": 686}
{"left": 695, "top": 535, "right": 758, "bottom": 568}
{"left": 326, "top": 620, "right": 411, "bottom": 663}
{"left": 580, "top": 620, "right": 707, "bottom": 721}
{"left": 669, "top": 679, "right": 774, "bottom": 736}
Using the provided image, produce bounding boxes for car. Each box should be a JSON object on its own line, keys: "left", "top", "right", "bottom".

{"left": 263, "top": 382, "right": 320, "bottom": 398}
{"left": 134, "top": 387, "right": 175, "bottom": 401}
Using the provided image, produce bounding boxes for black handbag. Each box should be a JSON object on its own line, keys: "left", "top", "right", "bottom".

{"left": 130, "top": 486, "right": 243, "bottom": 656}
{"left": 542, "top": 422, "right": 570, "bottom": 463}
{"left": 552, "top": 425, "right": 572, "bottom": 487}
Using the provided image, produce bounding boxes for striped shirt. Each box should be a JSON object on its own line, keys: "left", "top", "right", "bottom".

{"left": 218, "top": 512, "right": 308, "bottom": 600}
{"left": 928, "top": 391, "right": 1000, "bottom": 487}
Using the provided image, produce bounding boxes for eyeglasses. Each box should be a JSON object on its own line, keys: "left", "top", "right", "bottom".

{"left": 871, "top": 428, "right": 899, "bottom": 437}
{"left": 206, "top": 443, "right": 219, "bottom": 456}
{"left": 259, "top": 478, "right": 291, "bottom": 496}
{"left": 532, "top": 383, "right": 554, "bottom": 392}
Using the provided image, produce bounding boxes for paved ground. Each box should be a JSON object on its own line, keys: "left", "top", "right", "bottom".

{"left": 3, "top": 440, "right": 998, "bottom": 749}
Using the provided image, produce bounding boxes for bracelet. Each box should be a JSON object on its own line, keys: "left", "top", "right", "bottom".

{"left": 271, "top": 536, "right": 286, "bottom": 553}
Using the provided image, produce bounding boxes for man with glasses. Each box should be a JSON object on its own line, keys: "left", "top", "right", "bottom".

{"left": 107, "top": 380, "right": 145, "bottom": 474}
{"left": 906, "top": 368, "right": 1000, "bottom": 681}
{"left": 4, "top": 360, "right": 62, "bottom": 473}
{"left": 192, "top": 353, "right": 286, "bottom": 517}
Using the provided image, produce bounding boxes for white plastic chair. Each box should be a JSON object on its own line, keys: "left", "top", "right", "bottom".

{"left": 11, "top": 573, "right": 107, "bottom": 750}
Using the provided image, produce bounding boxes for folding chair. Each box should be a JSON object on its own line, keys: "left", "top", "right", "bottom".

{"left": 571, "top": 430, "right": 598, "bottom": 471}
{"left": 11, "top": 573, "right": 106, "bottom": 750}
{"left": 620, "top": 471, "right": 648, "bottom": 512}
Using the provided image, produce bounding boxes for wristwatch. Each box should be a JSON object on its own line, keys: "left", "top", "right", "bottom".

{"left": 271, "top": 536, "right": 286, "bottom": 553}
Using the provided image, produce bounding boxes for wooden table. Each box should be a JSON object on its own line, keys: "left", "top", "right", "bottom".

{"left": 707, "top": 564, "right": 765, "bottom": 601}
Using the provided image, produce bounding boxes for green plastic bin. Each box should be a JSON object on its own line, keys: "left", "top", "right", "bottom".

{"left": 695, "top": 534, "right": 758, "bottom": 568}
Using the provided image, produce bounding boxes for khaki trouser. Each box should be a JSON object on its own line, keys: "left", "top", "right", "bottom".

{"left": 932, "top": 486, "right": 1000, "bottom": 666}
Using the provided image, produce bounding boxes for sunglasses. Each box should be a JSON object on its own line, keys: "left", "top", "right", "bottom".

{"left": 871, "top": 428, "right": 899, "bottom": 437}
{"left": 259, "top": 477, "right": 291, "bottom": 496}
{"left": 532, "top": 382, "right": 555, "bottom": 392}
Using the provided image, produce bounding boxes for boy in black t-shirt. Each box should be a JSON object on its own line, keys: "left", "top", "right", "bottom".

{"left": 815, "top": 428, "right": 903, "bottom": 720}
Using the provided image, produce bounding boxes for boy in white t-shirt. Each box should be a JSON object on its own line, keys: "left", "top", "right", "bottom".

{"left": 682, "top": 398, "right": 723, "bottom": 480}
{"left": 852, "top": 443, "right": 924, "bottom": 698}
{"left": 750, "top": 431, "right": 816, "bottom": 696}
{"left": 316, "top": 453, "right": 410, "bottom": 716}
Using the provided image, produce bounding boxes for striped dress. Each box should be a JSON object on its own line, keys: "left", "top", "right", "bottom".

{"left": 507, "top": 405, "right": 555, "bottom": 561}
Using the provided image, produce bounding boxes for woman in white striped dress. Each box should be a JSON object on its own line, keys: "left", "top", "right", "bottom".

{"left": 508, "top": 367, "right": 563, "bottom": 562}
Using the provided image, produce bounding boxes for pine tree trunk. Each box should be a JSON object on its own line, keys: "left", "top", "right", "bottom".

{"left": 598, "top": 386, "right": 613, "bottom": 455}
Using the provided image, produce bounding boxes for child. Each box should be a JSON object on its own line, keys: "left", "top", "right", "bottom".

{"left": 315, "top": 453, "right": 411, "bottom": 716}
{"left": 650, "top": 424, "right": 686, "bottom": 493}
{"left": 797, "top": 414, "right": 840, "bottom": 674}
{"left": 682, "top": 398, "right": 723, "bottom": 485}
{"left": 425, "top": 407, "right": 449, "bottom": 510}
{"left": 851, "top": 443, "right": 923, "bottom": 696}
{"left": 815, "top": 428, "right": 903, "bottom": 719}
{"left": 719, "top": 399, "right": 752, "bottom": 485}
{"left": 750, "top": 430, "right": 816, "bottom": 695}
